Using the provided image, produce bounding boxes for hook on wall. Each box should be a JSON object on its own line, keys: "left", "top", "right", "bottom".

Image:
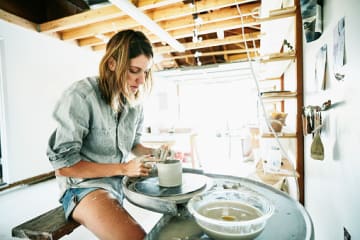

{"left": 302, "top": 99, "right": 344, "bottom": 136}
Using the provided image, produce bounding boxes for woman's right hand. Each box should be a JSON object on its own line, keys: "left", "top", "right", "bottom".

{"left": 123, "top": 158, "right": 151, "bottom": 177}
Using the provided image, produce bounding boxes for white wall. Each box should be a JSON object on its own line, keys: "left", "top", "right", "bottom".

{"left": 303, "top": 0, "right": 360, "bottom": 239}
{"left": 0, "top": 20, "right": 102, "bottom": 183}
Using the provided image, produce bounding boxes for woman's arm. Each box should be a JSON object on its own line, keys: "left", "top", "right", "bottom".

{"left": 132, "top": 143, "right": 178, "bottom": 160}
{"left": 56, "top": 159, "right": 151, "bottom": 178}
{"left": 131, "top": 143, "right": 154, "bottom": 157}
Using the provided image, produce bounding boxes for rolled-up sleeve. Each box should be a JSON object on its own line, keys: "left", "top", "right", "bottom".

{"left": 47, "top": 89, "right": 90, "bottom": 170}
{"left": 133, "top": 106, "right": 144, "bottom": 147}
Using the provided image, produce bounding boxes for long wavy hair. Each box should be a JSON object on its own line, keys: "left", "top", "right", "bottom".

{"left": 98, "top": 29, "right": 153, "bottom": 111}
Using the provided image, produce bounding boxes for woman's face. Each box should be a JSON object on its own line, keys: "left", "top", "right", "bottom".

{"left": 126, "top": 54, "right": 152, "bottom": 94}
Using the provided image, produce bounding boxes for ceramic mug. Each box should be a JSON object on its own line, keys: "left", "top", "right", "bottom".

{"left": 157, "top": 159, "right": 182, "bottom": 187}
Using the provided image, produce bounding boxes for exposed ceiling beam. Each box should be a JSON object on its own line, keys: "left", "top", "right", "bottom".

{"left": 39, "top": 5, "right": 126, "bottom": 33}
{"left": 162, "top": 48, "right": 259, "bottom": 61}
{"left": 59, "top": 2, "right": 260, "bottom": 41}
{"left": 0, "top": 0, "right": 269, "bottom": 70}
{"left": 154, "top": 17, "right": 259, "bottom": 42}
{"left": 78, "top": 16, "right": 261, "bottom": 48}
{"left": 38, "top": 0, "right": 183, "bottom": 33}
{"left": 0, "top": 8, "right": 37, "bottom": 31}
{"left": 109, "top": 0, "right": 185, "bottom": 52}
{"left": 228, "top": 52, "right": 257, "bottom": 61}
{"left": 154, "top": 32, "right": 261, "bottom": 54}
{"left": 148, "top": 0, "right": 258, "bottom": 22}
{"left": 91, "top": 32, "right": 261, "bottom": 52}
{"left": 148, "top": 2, "right": 260, "bottom": 32}
{"left": 90, "top": 18, "right": 262, "bottom": 52}
{"left": 61, "top": 15, "right": 136, "bottom": 40}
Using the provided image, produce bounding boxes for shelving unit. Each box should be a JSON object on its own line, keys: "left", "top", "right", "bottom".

{"left": 255, "top": 0, "right": 304, "bottom": 203}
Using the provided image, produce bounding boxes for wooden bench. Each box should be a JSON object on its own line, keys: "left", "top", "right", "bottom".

{"left": 12, "top": 206, "right": 80, "bottom": 240}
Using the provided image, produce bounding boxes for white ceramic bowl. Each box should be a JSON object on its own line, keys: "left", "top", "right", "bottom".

{"left": 187, "top": 189, "right": 274, "bottom": 240}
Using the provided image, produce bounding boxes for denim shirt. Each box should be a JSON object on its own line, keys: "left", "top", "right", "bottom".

{"left": 47, "top": 76, "right": 144, "bottom": 202}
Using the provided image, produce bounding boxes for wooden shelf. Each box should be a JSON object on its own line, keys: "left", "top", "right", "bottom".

{"left": 259, "top": 77, "right": 282, "bottom": 81}
{"left": 260, "top": 91, "right": 297, "bottom": 97}
{"left": 269, "top": 6, "right": 297, "bottom": 17}
{"left": 260, "top": 91, "right": 297, "bottom": 103}
{"left": 256, "top": 6, "right": 297, "bottom": 21}
{"left": 261, "top": 132, "right": 297, "bottom": 138}
{"left": 258, "top": 52, "right": 296, "bottom": 79}
{"left": 259, "top": 52, "right": 296, "bottom": 63}
{"left": 256, "top": 158, "right": 299, "bottom": 187}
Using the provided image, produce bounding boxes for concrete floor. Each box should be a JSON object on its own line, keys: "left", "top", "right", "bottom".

{"left": 0, "top": 179, "right": 162, "bottom": 240}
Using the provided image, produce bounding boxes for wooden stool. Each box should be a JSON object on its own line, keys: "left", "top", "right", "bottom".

{"left": 12, "top": 206, "right": 79, "bottom": 240}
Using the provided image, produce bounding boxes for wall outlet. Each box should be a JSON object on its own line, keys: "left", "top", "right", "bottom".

{"left": 344, "top": 227, "right": 351, "bottom": 240}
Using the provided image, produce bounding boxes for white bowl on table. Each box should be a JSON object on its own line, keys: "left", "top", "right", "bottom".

{"left": 187, "top": 189, "right": 274, "bottom": 240}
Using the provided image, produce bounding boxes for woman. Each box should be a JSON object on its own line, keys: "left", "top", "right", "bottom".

{"left": 47, "top": 29, "right": 166, "bottom": 240}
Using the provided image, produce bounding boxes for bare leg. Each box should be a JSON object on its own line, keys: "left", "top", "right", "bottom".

{"left": 72, "top": 189, "right": 145, "bottom": 240}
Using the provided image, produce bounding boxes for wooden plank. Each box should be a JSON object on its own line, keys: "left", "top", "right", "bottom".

{"left": 78, "top": 4, "right": 261, "bottom": 47}
{"left": 0, "top": 172, "right": 55, "bottom": 193}
{"left": 91, "top": 18, "right": 262, "bottom": 51}
{"left": 38, "top": 0, "right": 184, "bottom": 33}
{"left": 0, "top": 9, "right": 37, "bottom": 31}
{"left": 155, "top": 33, "right": 261, "bottom": 54}
{"left": 147, "top": 0, "right": 258, "bottom": 22}
{"left": 61, "top": 2, "right": 259, "bottom": 42}
{"left": 12, "top": 206, "right": 79, "bottom": 240}
{"left": 261, "top": 132, "right": 297, "bottom": 138}
{"left": 255, "top": 158, "right": 299, "bottom": 191}
{"left": 256, "top": 7, "right": 296, "bottom": 23}
{"left": 294, "top": 0, "right": 305, "bottom": 205}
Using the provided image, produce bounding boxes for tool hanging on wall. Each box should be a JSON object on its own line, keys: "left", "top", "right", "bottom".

{"left": 302, "top": 100, "right": 331, "bottom": 136}
{"left": 302, "top": 101, "right": 329, "bottom": 160}
{"left": 302, "top": 105, "right": 321, "bottom": 136}
{"left": 310, "top": 110, "right": 324, "bottom": 160}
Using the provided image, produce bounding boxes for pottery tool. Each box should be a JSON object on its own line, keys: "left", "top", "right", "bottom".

{"left": 310, "top": 112, "right": 324, "bottom": 160}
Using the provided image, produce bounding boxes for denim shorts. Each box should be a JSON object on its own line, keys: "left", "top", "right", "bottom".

{"left": 60, "top": 187, "right": 99, "bottom": 220}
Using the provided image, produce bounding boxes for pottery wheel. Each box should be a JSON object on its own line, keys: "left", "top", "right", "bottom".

{"left": 134, "top": 173, "right": 207, "bottom": 197}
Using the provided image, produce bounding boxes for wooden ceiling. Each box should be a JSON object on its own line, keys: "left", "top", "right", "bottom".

{"left": 0, "top": 0, "right": 296, "bottom": 71}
